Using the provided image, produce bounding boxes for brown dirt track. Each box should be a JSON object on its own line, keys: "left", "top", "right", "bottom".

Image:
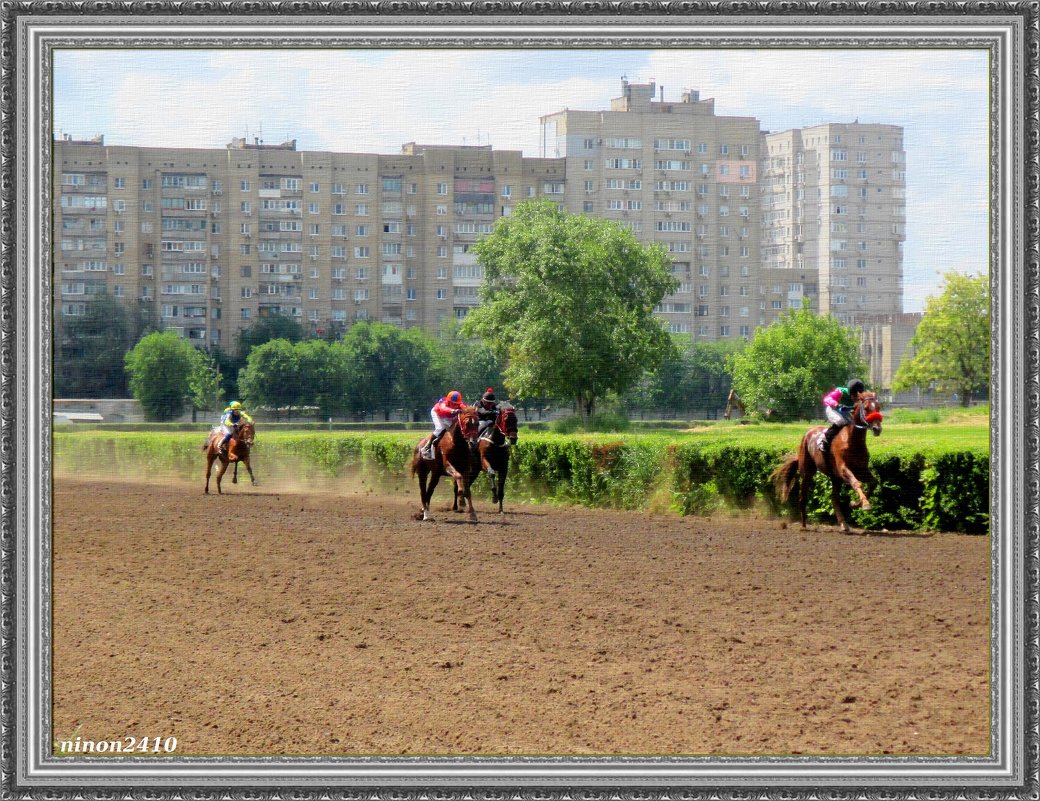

{"left": 53, "top": 476, "right": 990, "bottom": 758}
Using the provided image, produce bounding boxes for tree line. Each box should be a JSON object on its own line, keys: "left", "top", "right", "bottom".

{"left": 59, "top": 200, "right": 990, "bottom": 423}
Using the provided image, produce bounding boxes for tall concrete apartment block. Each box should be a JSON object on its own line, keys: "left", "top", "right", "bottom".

{"left": 54, "top": 82, "right": 909, "bottom": 377}
{"left": 761, "top": 123, "right": 906, "bottom": 322}
{"left": 541, "top": 80, "right": 771, "bottom": 338}
{"left": 55, "top": 135, "right": 563, "bottom": 351}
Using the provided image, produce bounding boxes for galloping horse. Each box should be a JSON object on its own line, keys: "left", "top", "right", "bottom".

{"left": 410, "top": 406, "right": 480, "bottom": 522}
{"left": 474, "top": 404, "right": 519, "bottom": 514}
{"left": 203, "top": 420, "right": 257, "bottom": 494}
{"left": 771, "top": 391, "right": 884, "bottom": 532}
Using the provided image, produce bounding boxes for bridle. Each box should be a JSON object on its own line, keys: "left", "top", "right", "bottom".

{"left": 852, "top": 394, "right": 883, "bottom": 430}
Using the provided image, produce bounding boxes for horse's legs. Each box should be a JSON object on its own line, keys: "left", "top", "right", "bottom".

{"left": 796, "top": 456, "right": 815, "bottom": 530}
{"left": 204, "top": 453, "right": 214, "bottom": 494}
{"left": 232, "top": 460, "right": 239, "bottom": 485}
{"left": 215, "top": 457, "right": 229, "bottom": 494}
{"left": 420, "top": 468, "right": 441, "bottom": 521}
{"left": 496, "top": 463, "right": 507, "bottom": 513}
{"left": 830, "top": 477, "right": 850, "bottom": 532}
{"left": 242, "top": 457, "right": 257, "bottom": 486}
{"left": 839, "top": 465, "right": 872, "bottom": 510}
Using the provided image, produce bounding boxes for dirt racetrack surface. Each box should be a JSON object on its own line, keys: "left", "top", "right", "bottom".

{"left": 53, "top": 477, "right": 990, "bottom": 757}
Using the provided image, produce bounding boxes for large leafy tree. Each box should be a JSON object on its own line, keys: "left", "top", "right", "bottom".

{"left": 727, "top": 308, "right": 867, "bottom": 421}
{"left": 339, "top": 322, "right": 442, "bottom": 419}
{"left": 434, "top": 319, "right": 505, "bottom": 404}
{"left": 124, "top": 331, "right": 206, "bottom": 421}
{"left": 893, "top": 273, "right": 989, "bottom": 406}
{"left": 624, "top": 337, "right": 741, "bottom": 415}
{"left": 55, "top": 295, "right": 158, "bottom": 398}
{"left": 462, "top": 198, "right": 678, "bottom": 420}
{"left": 237, "top": 339, "right": 306, "bottom": 419}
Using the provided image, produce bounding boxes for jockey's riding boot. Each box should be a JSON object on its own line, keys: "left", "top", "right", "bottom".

{"left": 424, "top": 431, "right": 443, "bottom": 460}
{"left": 820, "top": 424, "right": 841, "bottom": 454}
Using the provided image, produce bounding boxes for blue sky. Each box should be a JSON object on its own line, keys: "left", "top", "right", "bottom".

{"left": 53, "top": 48, "right": 990, "bottom": 312}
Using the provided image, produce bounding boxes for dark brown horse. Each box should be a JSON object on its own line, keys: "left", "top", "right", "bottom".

{"left": 203, "top": 420, "right": 257, "bottom": 494}
{"left": 410, "top": 406, "right": 480, "bottom": 522}
{"left": 772, "top": 391, "right": 884, "bottom": 532}
{"left": 474, "top": 404, "right": 519, "bottom": 514}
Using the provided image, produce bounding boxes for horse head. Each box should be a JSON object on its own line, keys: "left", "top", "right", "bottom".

{"left": 857, "top": 391, "right": 884, "bottom": 437}
{"left": 237, "top": 421, "right": 256, "bottom": 447}
{"left": 497, "top": 406, "right": 519, "bottom": 446}
{"left": 456, "top": 406, "right": 480, "bottom": 447}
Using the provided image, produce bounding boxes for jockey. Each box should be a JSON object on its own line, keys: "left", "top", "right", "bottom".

{"left": 426, "top": 390, "right": 464, "bottom": 456}
{"left": 476, "top": 388, "right": 500, "bottom": 439}
{"left": 819, "top": 378, "right": 866, "bottom": 454}
{"left": 218, "top": 401, "right": 253, "bottom": 460}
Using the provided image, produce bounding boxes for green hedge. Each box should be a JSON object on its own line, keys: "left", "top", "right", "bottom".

{"left": 53, "top": 428, "right": 989, "bottom": 533}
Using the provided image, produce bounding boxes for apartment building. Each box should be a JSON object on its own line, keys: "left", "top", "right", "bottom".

{"left": 761, "top": 123, "right": 906, "bottom": 322}
{"left": 55, "top": 135, "right": 564, "bottom": 350}
{"left": 541, "top": 80, "right": 770, "bottom": 339}
{"left": 55, "top": 81, "right": 910, "bottom": 376}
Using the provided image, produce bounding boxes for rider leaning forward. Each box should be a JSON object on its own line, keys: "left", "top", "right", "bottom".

{"left": 218, "top": 400, "right": 253, "bottom": 461}
{"left": 476, "top": 388, "right": 500, "bottom": 438}
{"left": 818, "top": 378, "right": 866, "bottom": 454}
{"left": 426, "top": 390, "right": 465, "bottom": 456}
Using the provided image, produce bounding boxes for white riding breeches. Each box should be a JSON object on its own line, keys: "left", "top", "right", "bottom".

{"left": 432, "top": 410, "right": 454, "bottom": 434}
{"left": 824, "top": 405, "right": 852, "bottom": 427}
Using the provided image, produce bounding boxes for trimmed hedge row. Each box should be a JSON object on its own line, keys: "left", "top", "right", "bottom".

{"left": 53, "top": 430, "right": 989, "bottom": 533}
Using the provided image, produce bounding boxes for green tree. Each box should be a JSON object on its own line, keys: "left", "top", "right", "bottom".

{"left": 727, "top": 307, "right": 867, "bottom": 421}
{"left": 55, "top": 295, "right": 158, "bottom": 398}
{"left": 434, "top": 319, "right": 504, "bottom": 404}
{"left": 296, "top": 339, "right": 351, "bottom": 420}
{"left": 339, "top": 322, "right": 441, "bottom": 420}
{"left": 235, "top": 313, "right": 306, "bottom": 359}
{"left": 893, "top": 273, "right": 989, "bottom": 406}
{"left": 237, "top": 339, "right": 305, "bottom": 419}
{"left": 462, "top": 198, "right": 678, "bottom": 420}
{"left": 187, "top": 349, "right": 224, "bottom": 421}
{"left": 123, "top": 331, "right": 202, "bottom": 421}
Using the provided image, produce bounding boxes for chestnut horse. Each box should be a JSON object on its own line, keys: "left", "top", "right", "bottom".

{"left": 772, "top": 391, "right": 884, "bottom": 532}
{"left": 473, "top": 404, "right": 519, "bottom": 514}
{"left": 410, "top": 406, "right": 480, "bottom": 522}
{"left": 203, "top": 420, "right": 257, "bottom": 494}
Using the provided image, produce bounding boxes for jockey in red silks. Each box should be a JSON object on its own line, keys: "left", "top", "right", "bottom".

{"left": 426, "top": 390, "right": 464, "bottom": 456}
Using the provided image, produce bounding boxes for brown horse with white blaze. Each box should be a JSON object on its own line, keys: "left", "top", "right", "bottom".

{"left": 203, "top": 420, "right": 257, "bottom": 494}
{"left": 772, "top": 391, "right": 884, "bottom": 532}
{"left": 411, "top": 406, "right": 480, "bottom": 522}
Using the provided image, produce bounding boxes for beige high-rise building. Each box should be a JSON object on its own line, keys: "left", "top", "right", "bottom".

{"left": 54, "top": 83, "right": 911, "bottom": 380}
{"left": 761, "top": 122, "right": 906, "bottom": 323}
{"left": 541, "top": 80, "right": 768, "bottom": 339}
{"left": 55, "top": 135, "right": 563, "bottom": 351}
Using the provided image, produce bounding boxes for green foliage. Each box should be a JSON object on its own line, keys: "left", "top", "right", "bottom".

{"left": 339, "top": 322, "right": 443, "bottom": 419}
{"left": 625, "top": 337, "right": 741, "bottom": 413}
{"left": 55, "top": 295, "right": 158, "bottom": 398}
{"left": 433, "top": 320, "right": 505, "bottom": 404}
{"left": 123, "top": 331, "right": 205, "bottom": 421}
{"left": 550, "top": 411, "right": 631, "bottom": 434}
{"left": 187, "top": 350, "right": 224, "bottom": 412}
{"left": 727, "top": 307, "right": 867, "bottom": 421}
{"left": 894, "top": 273, "right": 989, "bottom": 406}
{"left": 54, "top": 422, "right": 990, "bottom": 533}
{"left": 235, "top": 313, "right": 306, "bottom": 359}
{"left": 462, "top": 198, "right": 679, "bottom": 420}
{"left": 237, "top": 339, "right": 307, "bottom": 416}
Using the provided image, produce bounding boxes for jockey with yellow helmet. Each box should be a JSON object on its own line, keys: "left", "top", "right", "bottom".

{"left": 424, "top": 390, "right": 464, "bottom": 458}
{"left": 218, "top": 401, "right": 253, "bottom": 460}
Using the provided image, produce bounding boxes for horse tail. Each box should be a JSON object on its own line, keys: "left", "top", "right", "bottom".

{"left": 770, "top": 455, "right": 800, "bottom": 504}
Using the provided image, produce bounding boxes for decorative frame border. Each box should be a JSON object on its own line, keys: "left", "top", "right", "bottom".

{"left": 2, "top": 3, "right": 1035, "bottom": 798}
